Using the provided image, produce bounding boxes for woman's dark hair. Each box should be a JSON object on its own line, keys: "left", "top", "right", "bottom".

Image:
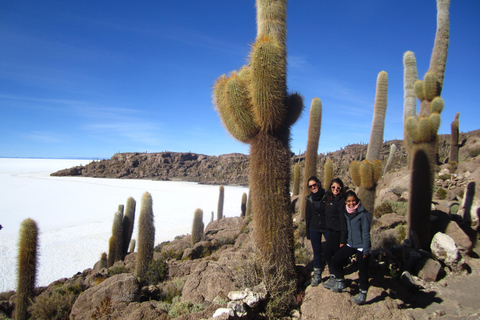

{"left": 344, "top": 190, "right": 360, "bottom": 203}
{"left": 325, "top": 178, "right": 345, "bottom": 204}
{"left": 307, "top": 176, "right": 321, "bottom": 188}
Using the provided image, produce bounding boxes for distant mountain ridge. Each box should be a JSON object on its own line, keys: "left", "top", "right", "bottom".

{"left": 51, "top": 129, "right": 480, "bottom": 187}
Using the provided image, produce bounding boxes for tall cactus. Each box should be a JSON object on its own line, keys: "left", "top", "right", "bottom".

{"left": 15, "top": 218, "right": 38, "bottom": 320}
{"left": 135, "top": 192, "right": 155, "bottom": 280}
{"left": 191, "top": 208, "right": 204, "bottom": 246}
{"left": 349, "top": 71, "right": 388, "bottom": 213}
{"left": 292, "top": 163, "right": 301, "bottom": 196}
{"left": 404, "top": 0, "right": 450, "bottom": 249}
{"left": 107, "top": 236, "right": 116, "bottom": 268}
{"left": 122, "top": 197, "right": 136, "bottom": 256}
{"left": 449, "top": 112, "right": 460, "bottom": 163}
{"left": 217, "top": 185, "right": 224, "bottom": 220}
{"left": 323, "top": 159, "right": 333, "bottom": 190}
{"left": 213, "top": 0, "right": 301, "bottom": 307}
{"left": 300, "top": 98, "right": 322, "bottom": 220}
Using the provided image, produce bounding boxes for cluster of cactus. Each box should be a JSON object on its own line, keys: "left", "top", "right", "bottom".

{"left": 349, "top": 71, "right": 388, "bottom": 214}
{"left": 349, "top": 159, "right": 383, "bottom": 213}
{"left": 404, "top": 0, "right": 450, "bottom": 250}
{"left": 450, "top": 112, "right": 460, "bottom": 163}
{"left": 191, "top": 208, "right": 204, "bottom": 245}
{"left": 217, "top": 185, "right": 224, "bottom": 220}
{"left": 135, "top": 192, "right": 155, "bottom": 280}
{"left": 16, "top": 218, "right": 39, "bottom": 320}
{"left": 107, "top": 197, "right": 136, "bottom": 265}
{"left": 300, "top": 98, "right": 322, "bottom": 220}
{"left": 213, "top": 0, "right": 300, "bottom": 304}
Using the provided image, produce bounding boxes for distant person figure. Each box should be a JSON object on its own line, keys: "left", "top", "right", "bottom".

{"left": 305, "top": 176, "right": 328, "bottom": 286}
{"left": 321, "top": 178, "right": 347, "bottom": 289}
{"left": 0, "top": 224, "right": 3, "bottom": 230}
{"left": 327, "top": 190, "right": 371, "bottom": 305}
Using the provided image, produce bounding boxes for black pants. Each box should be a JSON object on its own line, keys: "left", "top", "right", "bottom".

{"left": 324, "top": 231, "right": 341, "bottom": 271}
{"left": 330, "top": 245, "right": 369, "bottom": 291}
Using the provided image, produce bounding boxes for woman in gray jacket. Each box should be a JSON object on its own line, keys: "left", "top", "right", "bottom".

{"left": 325, "top": 190, "right": 371, "bottom": 305}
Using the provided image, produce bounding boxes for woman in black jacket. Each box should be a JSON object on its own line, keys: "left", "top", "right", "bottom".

{"left": 305, "top": 176, "right": 328, "bottom": 286}
{"left": 321, "top": 178, "right": 347, "bottom": 289}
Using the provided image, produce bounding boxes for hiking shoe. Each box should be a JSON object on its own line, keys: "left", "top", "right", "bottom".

{"left": 310, "top": 268, "right": 322, "bottom": 287}
{"left": 322, "top": 275, "right": 336, "bottom": 290}
{"left": 352, "top": 290, "right": 367, "bottom": 305}
{"left": 331, "top": 279, "right": 346, "bottom": 293}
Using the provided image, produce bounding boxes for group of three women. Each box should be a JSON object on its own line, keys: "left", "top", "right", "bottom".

{"left": 305, "top": 176, "right": 371, "bottom": 305}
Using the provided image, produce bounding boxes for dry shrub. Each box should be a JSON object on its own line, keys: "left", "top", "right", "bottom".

{"left": 436, "top": 187, "right": 447, "bottom": 200}
{"left": 29, "top": 283, "right": 85, "bottom": 320}
{"left": 371, "top": 227, "right": 405, "bottom": 250}
{"left": 374, "top": 202, "right": 393, "bottom": 218}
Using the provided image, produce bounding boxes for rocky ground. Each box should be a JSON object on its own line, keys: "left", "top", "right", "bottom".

{"left": 2, "top": 130, "right": 479, "bottom": 319}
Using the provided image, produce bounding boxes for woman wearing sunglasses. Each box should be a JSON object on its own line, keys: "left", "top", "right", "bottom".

{"left": 321, "top": 178, "right": 347, "bottom": 289}
{"left": 305, "top": 176, "right": 328, "bottom": 286}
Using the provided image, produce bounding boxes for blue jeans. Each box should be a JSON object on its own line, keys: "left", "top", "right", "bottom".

{"left": 310, "top": 229, "right": 329, "bottom": 269}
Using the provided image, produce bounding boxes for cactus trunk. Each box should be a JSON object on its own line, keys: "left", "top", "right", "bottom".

{"left": 217, "top": 185, "right": 224, "bottom": 220}
{"left": 300, "top": 97, "right": 322, "bottom": 220}
{"left": 135, "top": 192, "right": 155, "bottom": 280}
{"left": 16, "top": 218, "right": 38, "bottom": 320}
{"left": 122, "top": 197, "right": 136, "bottom": 256}
{"left": 191, "top": 208, "right": 204, "bottom": 245}
{"left": 449, "top": 113, "right": 459, "bottom": 163}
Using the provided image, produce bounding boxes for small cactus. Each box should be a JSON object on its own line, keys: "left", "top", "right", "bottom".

{"left": 122, "top": 197, "right": 136, "bottom": 256}
{"left": 112, "top": 211, "right": 123, "bottom": 262}
{"left": 217, "top": 185, "right": 224, "bottom": 220}
{"left": 191, "top": 208, "right": 204, "bottom": 246}
{"left": 384, "top": 144, "right": 397, "bottom": 175}
{"left": 241, "top": 192, "right": 248, "bottom": 217}
{"left": 449, "top": 112, "right": 460, "bottom": 163}
{"left": 135, "top": 192, "right": 155, "bottom": 280}
{"left": 16, "top": 218, "right": 38, "bottom": 320}
{"left": 107, "top": 236, "right": 116, "bottom": 268}
{"left": 128, "top": 239, "right": 136, "bottom": 253}
{"left": 323, "top": 159, "right": 333, "bottom": 190}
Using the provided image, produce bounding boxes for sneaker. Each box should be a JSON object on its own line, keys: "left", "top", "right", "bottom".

{"left": 331, "top": 279, "right": 346, "bottom": 293}
{"left": 322, "top": 275, "right": 336, "bottom": 290}
{"left": 352, "top": 290, "right": 367, "bottom": 305}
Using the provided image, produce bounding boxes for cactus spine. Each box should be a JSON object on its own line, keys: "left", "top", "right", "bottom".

{"left": 191, "top": 208, "right": 204, "bottom": 245}
{"left": 217, "top": 185, "right": 224, "bottom": 220}
{"left": 213, "top": 0, "right": 301, "bottom": 307}
{"left": 15, "top": 218, "right": 38, "bottom": 320}
{"left": 122, "top": 197, "right": 136, "bottom": 256}
{"left": 350, "top": 71, "right": 388, "bottom": 213}
{"left": 135, "top": 192, "right": 155, "bottom": 280}
{"left": 300, "top": 98, "right": 322, "bottom": 220}
{"left": 323, "top": 159, "right": 334, "bottom": 190}
{"left": 292, "top": 163, "right": 301, "bottom": 196}
{"left": 449, "top": 112, "right": 459, "bottom": 163}
{"left": 241, "top": 192, "right": 248, "bottom": 217}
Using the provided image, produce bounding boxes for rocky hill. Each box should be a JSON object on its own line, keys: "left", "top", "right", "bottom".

{"left": 51, "top": 130, "right": 480, "bottom": 189}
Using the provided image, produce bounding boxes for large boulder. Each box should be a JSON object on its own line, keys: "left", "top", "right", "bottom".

{"left": 70, "top": 273, "right": 140, "bottom": 320}
{"left": 430, "top": 232, "right": 465, "bottom": 272}
{"left": 181, "top": 260, "right": 237, "bottom": 304}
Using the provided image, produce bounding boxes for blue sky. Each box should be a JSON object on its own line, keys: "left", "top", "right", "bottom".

{"left": 1, "top": 1, "right": 478, "bottom": 159}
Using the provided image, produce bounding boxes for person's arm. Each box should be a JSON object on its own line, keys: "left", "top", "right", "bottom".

{"left": 339, "top": 205, "right": 348, "bottom": 245}
{"left": 362, "top": 210, "right": 372, "bottom": 255}
{"left": 305, "top": 198, "right": 312, "bottom": 240}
